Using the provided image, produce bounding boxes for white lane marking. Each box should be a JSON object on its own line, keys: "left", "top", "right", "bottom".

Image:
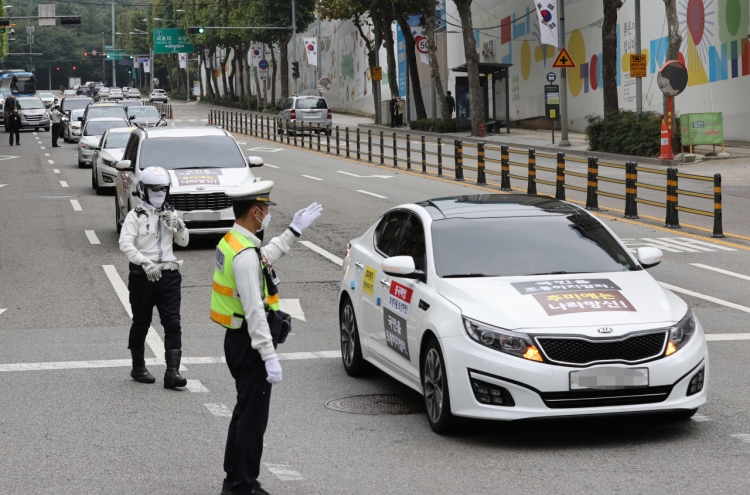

{"left": 278, "top": 299, "right": 305, "bottom": 321}
{"left": 185, "top": 379, "right": 210, "bottom": 393}
{"left": 33, "top": 132, "right": 37, "bottom": 136}
{"left": 302, "top": 174, "right": 323, "bottom": 181}
{"left": 204, "top": 403, "right": 232, "bottom": 418}
{"left": 641, "top": 238, "right": 699, "bottom": 252}
{"left": 264, "top": 164, "right": 280, "bottom": 169}
{"left": 691, "top": 263, "right": 750, "bottom": 282}
{"left": 0, "top": 309, "right": 6, "bottom": 315}
{"left": 60, "top": 181, "right": 69, "bottom": 188}
{"left": 299, "top": 240, "right": 343, "bottom": 266}
{"left": 247, "top": 147, "right": 284, "bottom": 152}
{"left": 670, "top": 237, "right": 736, "bottom": 252}
{"left": 102, "top": 265, "right": 166, "bottom": 359}
{"left": 40, "top": 146, "right": 46, "bottom": 150}
{"left": 731, "top": 434, "right": 750, "bottom": 444}
{"left": 263, "top": 462, "right": 305, "bottom": 481}
{"left": 356, "top": 189, "right": 387, "bottom": 199}
{"left": 70, "top": 199, "right": 82, "bottom": 211}
{"left": 48, "top": 160, "right": 55, "bottom": 164}
{"left": 45, "top": 153, "right": 50, "bottom": 156}
{"left": 704, "top": 333, "right": 750, "bottom": 341}
{"left": 53, "top": 169, "right": 60, "bottom": 174}
{"left": 692, "top": 414, "right": 712, "bottom": 422}
{"left": 659, "top": 282, "right": 750, "bottom": 314}
{"left": 337, "top": 171, "right": 393, "bottom": 179}
{"left": 655, "top": 238, "right": 715, "bottom": 252}
{"left": 0, "top": 184, "right": 6, "bottom": 188}
{"left": 85, "top": 230, "right": 101, "bottom": 245}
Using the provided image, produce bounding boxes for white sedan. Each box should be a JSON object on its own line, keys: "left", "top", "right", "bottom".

{"left": 92, "top": 126, "right": 134, "bottom": 194}
{"left": 339, "top": 194, "right": 708, "bottom": 433}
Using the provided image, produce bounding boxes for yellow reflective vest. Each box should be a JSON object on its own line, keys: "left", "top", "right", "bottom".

{"left": 210, "top": 229, "right": 280, "bottom": 329}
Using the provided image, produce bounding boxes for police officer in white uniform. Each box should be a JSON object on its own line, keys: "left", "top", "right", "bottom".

{"left": 212, "top": 181, "right": 322, "bottom": 495}
{"left": 119, "top": 167, "right": 189, "bottom": 388}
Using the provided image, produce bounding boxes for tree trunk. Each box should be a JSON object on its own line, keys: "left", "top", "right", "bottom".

{"left": 396, "top": 16, "right": 427, "bottom": 120}
{"left": 279, "top": 33, "right": 292, "bottom": 100}
{"left": 238, "top": 44, "right": 245, "bottom": 101}
{"left": 382, "top": 17, "right": 399, "bottom": 98}
{"left": 663, "top": 0, "right": 682, "bottom": 152}
{"left": 198, "top": 53, "right": 205, "bottom": 99}
{"left": 220, "top": 48, "right": 230, "bottom": 97}
{"left": 355, "top": 14, "right": 381, "bottom": 126}
{"left": 244, "top": 49, "right": 254, "bottom": 103}
{"left": 270, "top": 44, "right": 277, "bottom": 106}
{"left": 602, "top": 0, "right": 622, "bottom": 118}
{"left": 423, "top": 7, "right": 451, "bottom": 121}
{"left": 455, "top": 0, "right": 484, "bottom": 136}
{"left": 254, "top": 65, "right": 262, "bottom": 109}
{"left": 204, "top": 54, "right": 215, "bottom": 99}
{"left": 228, "top": 47, "right": 237, "bottom": 99}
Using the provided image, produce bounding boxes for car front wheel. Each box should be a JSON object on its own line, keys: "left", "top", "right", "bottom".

{"left": 423, "top": 339, "right": 456, "bottom": 434}
{"left": 340, "top": 297, "right": 369, "bottom": 377}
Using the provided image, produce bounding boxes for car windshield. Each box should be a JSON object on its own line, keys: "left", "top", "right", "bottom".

{"left": 104, "top": 133, "right": 131, "bottom": 148}
{"left": 84, "top": 120, "right": 128, "bottom": 136}
{"left": 128, "top": 106, "right": 159, "bottom": 118}
{"left": 17, "top": 99, "right": 45, "bottom": 109}
{"left": 295, "top": 98, "right": 327, "bottom": 109}
{"left": 88, "top": 107, "right": 127, "bottom": 119}
{"left": 63, "top": 99, "right": 93, "bottom": 111}
{"left": 139, "top": 136, "right": 245, "bottom": 170}
{"left": 431, "top": 215, "right": 637, "bottom": 278}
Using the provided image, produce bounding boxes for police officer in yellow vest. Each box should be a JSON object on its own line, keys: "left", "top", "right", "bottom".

{"left": 211, "top": 180, "right": 322, "bottom": 495}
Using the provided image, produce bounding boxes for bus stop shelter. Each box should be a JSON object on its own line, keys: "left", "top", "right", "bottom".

{"left": 450, "top": 63, "right": 511, "bottom": 134}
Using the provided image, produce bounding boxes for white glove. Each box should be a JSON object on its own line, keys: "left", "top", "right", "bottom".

{"left": 142, "top": 260, "right": 162, "bottom": 282}
{"left": 162, "top": 211, "right": 185, "bottom": 233}
{"left": 264, "top": 355, "right": 282, "bottom": 384}
{"left": 290, "top": 202, "right": 323, "bottom": 235}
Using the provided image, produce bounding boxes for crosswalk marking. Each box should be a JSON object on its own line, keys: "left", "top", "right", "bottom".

{"left": 204, "top": 403, "right": 232, "bottom": 418}
{"left": 692, "top": 414, "right": 712, "bottom": 422}
{"left": 278, "top": 299, "right": 306, "bottom": 321}
{"left": 185, "top": 380, "right": 210, "bottom": 392}
{"left": 85, "top": 230, "right": 101, "bottom": 245}
{"left": 623, "top": 237, "right": 736, "bottom": 253}
{"left": 691, "top": 264, "right": 750, "bottom": 281}
{"left": 263, "top": 462, "right": 305, "bottom": 481}
{"left": 70, "top": 199, "right": 82, "bottom": 211}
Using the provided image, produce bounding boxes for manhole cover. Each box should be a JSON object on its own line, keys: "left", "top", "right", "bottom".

{"left": 325, "top": 394, "right": 425, "bottom": 415}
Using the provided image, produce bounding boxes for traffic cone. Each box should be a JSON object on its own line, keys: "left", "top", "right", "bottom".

{"left": 659, "top": 117, "right": 674, "bottom": 160}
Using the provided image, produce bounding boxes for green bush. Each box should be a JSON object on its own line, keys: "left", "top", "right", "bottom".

{"left": 586, "top": 110, "right": 681, "bottom": 158}
{"left": 408, "top": 118, "right": 457, "bottom": 133}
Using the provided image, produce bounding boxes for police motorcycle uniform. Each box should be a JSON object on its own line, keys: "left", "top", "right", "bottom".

{"left": 211, "top": 181, "right": 322, "bottom": 495}
{"left": 118, "top": 167, "right": 189, "bottom": 388}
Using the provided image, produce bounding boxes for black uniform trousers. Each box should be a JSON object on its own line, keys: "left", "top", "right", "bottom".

{"left": 223, "top": 321, "right": 272, "bottom": 495}
{"left": 127, "top": 268, "right": 182, "bottom": 350}
{"left": 8, "top": 126, "right": 19, "bottom": 145}
{"left": 51, "top": 123, "right": 61, "bottom": 147}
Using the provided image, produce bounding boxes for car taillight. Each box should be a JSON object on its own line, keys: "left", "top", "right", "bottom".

{"left": 327, "top": 109, "right": 332, "bottom": 119}
{"left": 290, "top": 109, "right": 296, "bottom": 120}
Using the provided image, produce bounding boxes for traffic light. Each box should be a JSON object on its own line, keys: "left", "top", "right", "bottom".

{"left": 0, "top": 19, "right": 9, "bottom": 26}
{"left": 60, "top": 17, "right": 82, "bottom": 25}
{"left": 72, "top": 66, "right": 76, "bottom": 70}
{"left": 56, "top": 67, "right": 60, "bottom": 71}
{"left": 292, "top": 61, "right": 300, "bottom": 79}
{"left": 0, "top": 28, "right": 5, "bottom": 34}
{"left": 187, "top": 27, "right": 204, "bottom": 34}
{"left": 84, "top": 52, "right": 88, "bottom": 57}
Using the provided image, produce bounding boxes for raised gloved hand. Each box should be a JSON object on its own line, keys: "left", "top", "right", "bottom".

{"left": 290, "top": 202, "right": 323, "bottom": 235}
{"left": 142, "top": 260, "right": 162, "bottom": 282}
{"left": 162, "top": 211, "right": 185, "bottom": 233}
{"left": 264, "top": 355, "right": 282, "bottom": 384}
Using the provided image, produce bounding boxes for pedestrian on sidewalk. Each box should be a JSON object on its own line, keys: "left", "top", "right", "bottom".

{"left": 446, "top": 91, "right": 455, "bottom": 118}
{"left": 118, "top": 167, "right": 190, "bottom": 388}
{"left": 7, "top": 107, "right": 21, "bottom": 146}
{"left": 50, "top": 104, "right": 62, "bottom": 147}
{"left": 389, "top": 96, "right": 398, "bottom": 128}
{"left": 211, "top": 181, "right": 322, "bottom": 495}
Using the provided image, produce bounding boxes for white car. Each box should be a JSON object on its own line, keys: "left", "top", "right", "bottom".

{"left": 63, "top": 89, "right": 77, "bottom": 98}
{"left": 97, "top": 87, "right": 111, "bottom": 100}
{"left": 127, "top": 88, "right": 141, "bottom": 99}
{"left": 78, "top": 117, "right": 130, "bottom": 168}
{"left": 39, "top": 92, "right": 57, "bottom": 108}
{"left": 114, "top": 127, "right": 263, "bottom": 235}
{"left": 339, "top": 195, "right": 708, "bottom": 433}
{"left": 63, "top": 109, "right": 85, "bottom": 142}
{"left": 109, "top": 87, "right": 123, "bottom": 100}
{"left": 149, "top": 89, "right": 168, "bottom": 103}
{"left": 92, "top": 126, "right": 135, "bottom": 194}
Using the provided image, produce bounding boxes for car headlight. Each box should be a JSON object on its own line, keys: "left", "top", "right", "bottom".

{"left": 463, "top": 317, "right": 543, "bottom": 362}
{"left": 665, "top": 309, "right": 697, "bottom": 356}
{"left": 80, "top": 142, "right": 90, "bottom": 150}
{"left": 102, "top": 158, "right": 115, "bottom": 167}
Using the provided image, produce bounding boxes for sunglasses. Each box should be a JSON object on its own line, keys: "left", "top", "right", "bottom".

{"left": 146, "top": 186, "right": 168, "bottom": 192}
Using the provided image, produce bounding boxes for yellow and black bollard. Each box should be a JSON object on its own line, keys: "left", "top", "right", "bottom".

{"left": 585, "top": 156, "right": 600, "bottom": 210}
{"left": 624, "top": 162, "right": 639, "bottom": 219}
{"left": 527, "top": 149, "right": 537, "bottom": 194}
{"left": 713, "top": 173, "right": 724, "bottom": 238}
{"left": 555, "top": 152, "right": 566, "bottom": 200}
{"left": 477, "top": 142, "right": 486, "bottom": 185}
{"left": 500, "top": 145, "right": 511, "bottom": 191}
{"left": 454, "top": 140, "right": 464, "bottom": 181}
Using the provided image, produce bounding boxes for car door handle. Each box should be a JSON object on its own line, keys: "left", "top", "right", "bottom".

{"left": 380, "top": 279, "right": 390, "bottom": 288}
{"left": 355, "top": 262, "right": 364, "bottom": 269}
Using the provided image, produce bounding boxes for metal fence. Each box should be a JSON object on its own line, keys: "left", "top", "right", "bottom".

{"left": 208, "top": 109, "right": 724, "bottom": 238}
{"left": 141, "top": 100, "right": 173, "bottom": 119}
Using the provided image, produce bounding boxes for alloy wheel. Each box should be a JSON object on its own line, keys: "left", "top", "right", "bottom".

{"left": 424, "top": 348, "right": 444, "bottom": 424}
{"left": 341, "top": 304, "right": 356, "bottom": 367}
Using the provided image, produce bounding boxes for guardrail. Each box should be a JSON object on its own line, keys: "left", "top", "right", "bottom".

{"left": 208, "top": 109, "right": 724, "bottom": 237}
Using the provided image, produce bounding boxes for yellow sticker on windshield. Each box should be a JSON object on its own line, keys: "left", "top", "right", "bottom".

{"left": 362, "top": 266, "right": 377, "bottom": 296}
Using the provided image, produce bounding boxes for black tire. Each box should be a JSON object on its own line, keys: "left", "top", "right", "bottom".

{"left": 115, "top": 197, "right": 122, "bottom": 234}
{"left": 339, "top": 297, "right": 369, "bottom": 377}
{"left": 44, "top": 127, "right": 50, "bottom": 132}
{"left": 423, "top": 339, "right": 456, "bottom": 434}
{"left": 78, "top": 160, "right": 85, "bottom": 169}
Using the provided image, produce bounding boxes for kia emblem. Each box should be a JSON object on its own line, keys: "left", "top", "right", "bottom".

{"left": 197, "top": 186, "right": 205, "bottom": 191}
{"left": 597, "top": 327, "right": 614, "bottom": 334}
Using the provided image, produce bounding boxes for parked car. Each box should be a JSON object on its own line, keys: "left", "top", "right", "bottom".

{"left": 127, "top": 87, "right": 141, "bottom": 99}
{"left": 114, "top": 127, "right": 263, "bottom": 234}
{"left": 109, "top": 87, "right": 123, "bottom": 100}
{"left": 92, "top": 126, "right": 135, "bottom": 193}
{"left": 127, "top": 105, "right": 167, "bottom": 128}
{"left": 78, "top": 117, "right": 129, "bottom": 168}
{"left": 149, "top": 89, "right": 168, "bottom": 103}
{"left": 38, "top": 92, "right": 57, "bottom": 108}
{"left": 63, "top": 109, "right": 85, "bottom": 143}
{"left": 277, "top": 95, "right": 332, "bottom": 135}
{"left": 3, "top": 96, "right": 50, "bottom": 132}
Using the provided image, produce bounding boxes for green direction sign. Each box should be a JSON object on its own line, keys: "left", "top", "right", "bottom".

{"left": 680, "top": 113, "right": 724, "bottom": 146}
{"left": 153, "top": 28, "right": 194, "bottom": 54}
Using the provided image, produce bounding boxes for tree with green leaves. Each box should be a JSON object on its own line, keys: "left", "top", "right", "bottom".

{"left": 0, "top": 0, "right": 8, "bottom": 60}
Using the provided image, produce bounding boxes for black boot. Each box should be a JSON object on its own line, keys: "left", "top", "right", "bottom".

{"left": 219, "top": 478, "right": 232, "bottom": 495}
{"left": 130, "top": 347, "right": 155, "bottom": 384}
{"left": 164, "top": 349, "right": 187, "bottom": 389}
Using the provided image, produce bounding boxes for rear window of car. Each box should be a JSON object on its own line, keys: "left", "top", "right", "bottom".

{"left": 62, "top": 98, "right": 93, "bottom": 111}
{"left": 120, "top": 100, "right": 142, "bottom": 108}
{"left": 87, "top": 106, "right": 127, "bottom": 119}
{"left": 295, "top": 98, "right": 327, "bottom": 109}
{"left": 128, "top": 106, "right": 159, "bottom": 118}
{"left": 84, "top": 120, "right": 129, "bottom": 136}
{"left": 139, "top": 136, "right": 245, "bottom": 170}
{"left": 431, "top": 214, "right": 637, "bottom": 278}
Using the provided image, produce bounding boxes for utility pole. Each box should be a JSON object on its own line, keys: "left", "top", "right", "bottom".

{"left": 316, "top": 15, "right": 321, "bottom": 89}
{"left": 186, "top": 55, "right": 190, "bottom": 101}
{"left": 635, "top": 0, "right": 642, "bottom": 117}
{"left": 111, "top": 0, "right": 116, "bottom": 86}
{"left": 558, "top": 0, "right": 571, "bottom": 147}
{"left": 291, "top": 0, "right": 297, "bottom": 94}
{"left": 102, "top": 32, "right": 106, "bottom": 82}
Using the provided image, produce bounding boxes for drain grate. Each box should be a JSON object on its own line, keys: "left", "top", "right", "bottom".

{"left": 325, "top": 394, "right": 425, "bottom": 415}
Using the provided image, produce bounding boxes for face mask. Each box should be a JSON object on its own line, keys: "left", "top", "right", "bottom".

{"left": 255, "top": 209, "right": 271, "bottom": 231}
{"left": 148, "top": 190, "right": 167, "bottom": 209}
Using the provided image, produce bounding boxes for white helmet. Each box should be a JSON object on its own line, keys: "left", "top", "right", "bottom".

{"left": 137, "top": 167, "right": 172, "bottom": 204}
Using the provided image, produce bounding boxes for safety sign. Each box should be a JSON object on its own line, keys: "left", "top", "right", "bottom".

{"left": 383, "top": 281, "right": 412, "bottom": 359}
{"left": 362, "top": 266, "right": 377, "bottom": 296}
{"left": 552, "top": 47, "right": 575, "bottom": 68}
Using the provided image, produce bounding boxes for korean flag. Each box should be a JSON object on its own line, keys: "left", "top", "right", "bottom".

{"left": 304, "top": 38, "right": 317, "bottom": 66}
{"left": 534, "top": 1, "right": 559, "bottom": 48}
{"left": 250, "top": 44, "right": 263, "bottom": 67}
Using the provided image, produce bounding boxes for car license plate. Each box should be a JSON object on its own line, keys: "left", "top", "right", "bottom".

{"left": 569, "top": 367, "right": 648, "bottom": 390}
{"left": 306, "top": 111, "right": 319, "bottom": 117}
{"left": 183, "top": 212, "right": 220, "bottom": 222}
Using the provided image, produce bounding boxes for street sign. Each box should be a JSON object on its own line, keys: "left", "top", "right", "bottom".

{"left": 552, "top": 47, "right": 575, "bottom": 68}
{"left": 136, "top": 58, "right": 149, "bottom": 64}
{"left": 630, "top": 54, "right": 647, "bottom": 78}
{"left": 153, "top": 28, "right": 194, "bottom": 54}
{"left": 38, "top": 4, "right": 55, "bottom": 26}
{"left": 91, "top": 49, "right": 98, "bottom": 56}
{"left": 104, "top": 45, "right": 114, "bottom": 50}
{"left": 546, "top": 72, "right": 556, "bottom": 83}
{"left": 119, "top": 59, "right": 132, "bottom": 66}
{"left": 258, "top": 59, "right": 269, "bottom": 70}
{"left": 545, "top": 85, "right": 560, "bottom": 121}
{"left": 260, "top": 69, "right": 267, "bottom": 80}
{"left": 372, "top": 66, "right": 383, "bottom": 81}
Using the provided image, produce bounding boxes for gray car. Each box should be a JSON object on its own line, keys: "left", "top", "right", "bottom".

{"left": 9, "top": 97, "right": 51, "bottom": 132}
{"left": 78, "top": 117, "right": 129, "bottom": 168}
{"left": 126, "top": 105, "right": 167, "bottom": 128}
{"left": 277, "top": 95, "right": 331, "bottom": 135}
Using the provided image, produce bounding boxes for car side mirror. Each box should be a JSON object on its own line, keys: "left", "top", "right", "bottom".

{"left": 382, "top": 256, "right": 426, "bottom": 283}
{"left": 115, "top": 159, "right": 133, "bottom": 171}
{"left": 77, "top": 116, "right": 82, "bottom": 121}
{"left": 129, "top": 115, "right": 136, "bottom": 120}
{"left": 636, "top": 247, "right": 663, "bottom": 269}
{"left": 247, "top": 156, "right": 264, "bottom": 168}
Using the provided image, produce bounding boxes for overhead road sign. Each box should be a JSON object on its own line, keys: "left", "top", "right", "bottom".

{"left": 552, "top": 47, "right": 575, "bottom": 68}
{"left": 154, "top": 28, "right": 194, "bottom": 54}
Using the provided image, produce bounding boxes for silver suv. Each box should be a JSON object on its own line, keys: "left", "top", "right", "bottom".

{"left": 277, "top": 95, "right": 331, "bottom": 135}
